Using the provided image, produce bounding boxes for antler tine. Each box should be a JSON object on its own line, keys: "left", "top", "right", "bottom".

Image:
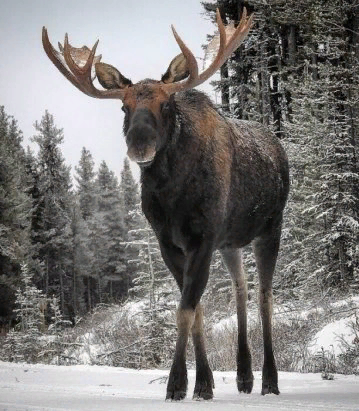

{"left": 162, "top": 8, "right": 253, "bottom": 95}
{"left": 42, "top": 27, "right": 126, "bottom": 100}
{"left": 171, "top": 25, "right": 199, "bottom": 85}
{"left": 63, "top": 33, "right": 99, "bottom": 77}
{"left": 196, "top": 8, "right": 227, "bottom": 84}
{"left": 42, "top": 27, "right": 83, "bottom": 94}
{"left": 224, "top": 8, "right": 253, "bottom": 58}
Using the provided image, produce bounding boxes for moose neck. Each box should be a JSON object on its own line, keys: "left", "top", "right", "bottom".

{"left": 139, "top": 95, "right": 200, "bottom": 193}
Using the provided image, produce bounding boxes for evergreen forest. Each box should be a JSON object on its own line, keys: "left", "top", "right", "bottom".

{"left": 0, "top": 0, "right": 358, "bottom": 373}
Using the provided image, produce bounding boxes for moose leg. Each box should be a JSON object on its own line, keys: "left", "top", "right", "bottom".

{"left": 166, "top": 242, "right": 213, "bottom": 401}
{"left": 221, "top": 248, "right": 253, "bottom": 394}
{"left": 192, "top": 303, "right": 214, "bottom": 400}
{"left": 159, "top": 240, "right": 185, "bottom": 289}
{"left": 253, "top": 224, "right": 282, "bottom": 395}
{"left": 161, "top": 242, "right": 214, "bottom": 400}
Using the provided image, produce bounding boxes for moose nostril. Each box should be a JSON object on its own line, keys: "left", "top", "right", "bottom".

{"left": 126, "top": 121, "right": 159, "bottom": 147}
{"left": 127, "top": 123, "right": 155, "bottom": 140}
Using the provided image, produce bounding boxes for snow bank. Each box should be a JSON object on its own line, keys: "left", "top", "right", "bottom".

{"left": 308, "top": 315, "right": 357, "bottom": 356}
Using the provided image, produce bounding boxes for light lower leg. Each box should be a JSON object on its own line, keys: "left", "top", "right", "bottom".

{"left": 192, "top": 304, "right": 214, "bottom": 399}
{"left": 166, "top": 308, "right": 195, "bottom": 400}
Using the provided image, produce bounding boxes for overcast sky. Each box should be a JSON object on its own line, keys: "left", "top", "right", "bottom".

{"left": 1, "top": 0, "right": 219, "bottom": 181}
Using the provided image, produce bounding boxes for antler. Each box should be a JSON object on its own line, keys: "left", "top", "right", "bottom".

{"left": 42, "top": 27, "right": 127, "bottom": 100}
{"left": 162, "top": 8, "right": 254, "bottom": 95}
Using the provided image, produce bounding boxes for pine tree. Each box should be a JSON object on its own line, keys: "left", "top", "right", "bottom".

{"left": 87, "top": 161, "right": 127, "bottom": 305}
{"left": 128, "top": 204, "right": 177, "bottom": 317}
{"left": 69, "top": 201, "right": 91, "bottom": 317}
{"left": 47, "top": 295, "right": 72, "bottom": 365}
{"left": 119, "top": 157, "right": 140, "bottom": 292}
{"left": 278, "top": 0, "right": 359, "bottom": 296}
{"left": 0, "top": 106, "right": 31, "bottom": 270}
{"left": 0, "top": 106, "right": 32, "bottom": 328}
{"left": 75, "top": 147, "right": 97, "bottom": 221}
{"left": 2, "top": 264, "right": 46, "bottom": 363}
{"left": 201, "top": 0, "right": 359, "bottom": 298}
{"left": 31, "top": 111, "right": 73, "bottom": 314}
{"left": 120, "top": 158, "right": 139, "bottom": 231}
{"left": 126, "top": 204, "right": 177, "bottom": 366}
{"left": 73, "top": 147, "right": 98, "bottom": 314}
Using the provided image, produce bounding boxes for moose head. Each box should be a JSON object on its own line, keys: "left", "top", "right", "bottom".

{"left": 42, "top": 9, "right": 253, "bottom": 167}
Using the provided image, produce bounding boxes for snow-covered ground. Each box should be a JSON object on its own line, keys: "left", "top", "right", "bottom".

{"left": 0, "top": 362, "right": 358, "bottom": 411}
{"left": 308, "top": 315, "right": 358, "bottom": 356}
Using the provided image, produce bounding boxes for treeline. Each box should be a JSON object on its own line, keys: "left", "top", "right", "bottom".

{"left": 0, "top": 108, "right": 147, "bottom": 325}
{"left": 202, "top": 0, "right": 359, "bottom": 297}
{"left": 2, "top": 0, "right": 359, "bottom": 328}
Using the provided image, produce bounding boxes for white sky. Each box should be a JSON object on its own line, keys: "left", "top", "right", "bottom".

{"left": 0, "top": 0, "right": 218, "bottom": 181}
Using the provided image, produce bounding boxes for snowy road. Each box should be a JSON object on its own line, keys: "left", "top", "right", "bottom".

{"left": 0, "top": 362, "right": 358, "bottom": 411}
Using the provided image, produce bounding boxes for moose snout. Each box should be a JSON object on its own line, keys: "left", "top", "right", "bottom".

{"left": 126, "top": 122, "right": 157, "bottom": 165}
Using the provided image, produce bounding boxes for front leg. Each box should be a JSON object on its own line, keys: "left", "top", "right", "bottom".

{"left": 166, "top": 241, "right": 213, "bottom": 401}
{"left": 192, "top": 303, "right": 214, "bottom": 400}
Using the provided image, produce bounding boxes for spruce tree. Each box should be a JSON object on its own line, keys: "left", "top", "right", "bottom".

{"left": 2, "top": 264, "right": 46, "bottom": 363}
{"left": 127, "top": 204, "right": 177, "bottom": 366}
{"left": 69, "top": 201, "right": 91, "bottom": 316}
{"left": 75, "top": 147, "right": 97, "bottom": 221}
{"left": 0, "top": 106, "right": 32, "bottom": 326}
{"left": 87, "top": 161, "right": 127, "bottom": 305}
{"left": 73, "top": 147, "right": 97, "bottom": 314}
{"left": 119, "top": 157, "right": 140, "bottom": 292}
{"left": 31, "top": 111, "right": 73, "bottom": 314}
{"left": 201, "top": 0, "right": 359, "bottom": 298}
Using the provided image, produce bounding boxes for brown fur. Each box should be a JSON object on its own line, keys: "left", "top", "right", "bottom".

{"left": 44, "top": 18, "right": 288, "bottom": 400}
{"left": 176, "top": 308, "right": 195, "bottom": 331}
{"left": 72, "top": 59, "right": 288, "bottom": 402}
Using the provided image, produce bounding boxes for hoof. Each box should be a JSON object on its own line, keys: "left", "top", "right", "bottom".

{"left": 237, "top": 372, "right": 254, "bottom": 394}
{"left": 237, "top": 378, "right": 253, "bottom": 394}
{"left": 166, "top": 365, "right": 187, "bottom": 401}
{"left": 166, "top": 390, "right": 187, "bottom": 401}
{"left": 193, "top": 382, "right": 214, "bottom": 401}
{"left": 261, "top": 382, "right": 280, "bottom": 395}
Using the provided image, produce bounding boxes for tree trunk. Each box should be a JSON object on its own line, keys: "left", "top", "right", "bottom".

{"left": 288, "top": 25, "right": 296, "bottom": 67}
{"left": 59, "top": 266, "right": 65, "bottom": 314}
{"left": 45, "top": 254, "right": 49, "bottom": 296}
{"left": 73, "top": 264, "right": 77, "bottom": 316}
{"left": 220, "top": 63, "right": 230, "bottom": 113}
{"left": 98, "top": 276, "right": 103, "bottom": 304}
{"left": 260, "top": 40, "right": 270, "bottom": 126}
{"left": 87, "top": 277, "right": 91, "bottom": 311}
{"left": 270, "top": 40, "right": 282, "bottom": 137}
{"left": 147, "top": 232, "right": 155, "bottom": 322}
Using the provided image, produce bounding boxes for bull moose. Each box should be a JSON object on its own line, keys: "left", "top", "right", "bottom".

{"left": 42, "top": 8, "right": 289, "bottom": 401}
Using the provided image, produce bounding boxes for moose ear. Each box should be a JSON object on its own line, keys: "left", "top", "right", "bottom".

{"left": 95, "top": 62, "right": 132, "bottom": 90}
{"left": 161, "top": 53, "right": 189, "bottom": 84}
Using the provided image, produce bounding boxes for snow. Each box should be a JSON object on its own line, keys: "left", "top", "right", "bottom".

{"left": 0, "top": 362, "right": 358, "bottom": 411}
{"left": 73, "top": 332, "right": 101, "bottom": 365}
{"left": 213, "top": 297, "right": 359, "bottom": 359}
{"left": 308, "top": 315, "right": 357, "bottom": 356}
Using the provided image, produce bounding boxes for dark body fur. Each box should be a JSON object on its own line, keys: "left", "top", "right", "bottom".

{"left": 43, "top": 14, "right": 287, "bottom": 400}
{"left": 139, "top": 90, "right": 289, "bottom": 255}
{"left": 125, "top": 88, "right": 289, "bottom": 400}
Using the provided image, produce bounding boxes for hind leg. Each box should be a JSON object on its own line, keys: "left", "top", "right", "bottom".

{"left": 221, "top": 248, "right": 253, "bottom": 394}
{"left": 253, "top": 223, "right": 282, "bottom": 395}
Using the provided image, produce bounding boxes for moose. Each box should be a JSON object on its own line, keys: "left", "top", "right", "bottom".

{"left": 42, "top": 8, "right": 289, "bottom": 401}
